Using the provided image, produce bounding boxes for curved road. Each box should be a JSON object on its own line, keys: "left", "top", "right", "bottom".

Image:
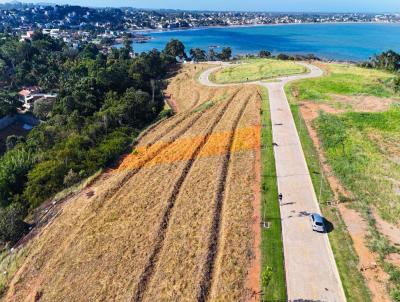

{"left": 199, "top": 63, "right": 346, "bottom": 302}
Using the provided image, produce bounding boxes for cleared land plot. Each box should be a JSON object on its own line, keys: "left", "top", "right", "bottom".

{"left": 211, "top": 58, "right": 307, "bottom": 84}
{"left": 287, "top": 62, "right": 400, "bottom": 301}
{"left": 2, "top": 67, "right": 262, "bottom": 302}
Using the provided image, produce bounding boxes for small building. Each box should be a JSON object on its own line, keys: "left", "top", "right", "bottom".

{"left": 18, "top": 87, "right": 57, "bottom": 110}
{"left": 20, "top": 30, "right": 34, "bottom": 42}
{"left": 18, "top": 86, "right": 41, "bottom": 103}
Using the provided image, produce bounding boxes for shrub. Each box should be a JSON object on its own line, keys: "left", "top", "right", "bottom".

{"left": 5, "top": 135, "right": 24, "bottom": 151}
{"left": 0, "top": 203, "right": 29, "bottom": 244}
{"left": 24, "top": 159, "right": 67, "bottom": 209}
{"left": 259, "top": 50, "right": 271, "bottom": 58}
{"left": 261, "top": 266, "right": 273, "bottom": 291}
{"left": 0, "top": 148, "right": 35, "bottom": 207}
{"left": 394, "top": 77, "right": 400, "bottom": 93}
{"left": 277, "top": 53, "right": 290, "bottom": 61}
{"left": 63, "top": 169, "right": 80, "bottom": 187}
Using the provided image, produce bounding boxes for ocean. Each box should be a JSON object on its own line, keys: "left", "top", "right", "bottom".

{"left": 130, "top": 23, "right": 400, "bottom": 61}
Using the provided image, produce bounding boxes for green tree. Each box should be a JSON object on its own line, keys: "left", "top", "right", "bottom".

{"left": 0, "top": 203, "right": 29, "bottom": 244}
{"left": 259, "top": 50, "right": 271, "bottom": 58}
{"left": 24, "top": 159, "right": 67, "bottom": 209}
{"left": 371, "top": 50, "right": 400, "bottom": 72}
{"left": 277, "top": 53, "right": 290, "bottom": 60}
{"left": 190, "top": 48, "right": 207, "bottom": 62}
{"left": 33, "top": 97, "right": 54, "bottom": 120}
{"left": 164, "top": 39, "right": 186, "bottom": 59}
{"left": 219, "top": 47, "right": 232, "bottom": 61}
{"left": 208, "top": 48, "right": 217, "bottom": 61}
{"left": 393, "top": 76, "right": 400, "bottom": 93}
{"left": 120, "top": 37, "right": 133, "bottom": 59}
{"left": 63, "top": 169, "right": 80, "bottom": 187}
{"left": 0, "top": 148, "right": 35, "bottom": 207}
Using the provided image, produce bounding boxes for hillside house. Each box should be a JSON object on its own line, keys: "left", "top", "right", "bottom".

{"left": 19, "top": 31, "right": 34, "bottom": 42}
{"left": 18, "top": 86, "right": 57, "bottom": 110}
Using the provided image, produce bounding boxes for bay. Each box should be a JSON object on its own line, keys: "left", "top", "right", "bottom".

{"left": 131, "top": 23, "right": 400, "bottom": 61}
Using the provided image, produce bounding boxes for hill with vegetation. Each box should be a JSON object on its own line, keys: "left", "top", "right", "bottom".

{"left": 0, "top": 32, "right": 177, "bottom": 245}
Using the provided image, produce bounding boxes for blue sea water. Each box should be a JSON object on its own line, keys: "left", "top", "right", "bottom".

{"left": 131, "top": 23, "right": 400, "bottom": 61}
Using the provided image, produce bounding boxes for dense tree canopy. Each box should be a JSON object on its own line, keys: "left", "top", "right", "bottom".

{"left": 190, "top": 48, "right": 207, "bottom": 62}
{"left": 219, "top": 47, "right": 232, "bottom": 61}
{"left": 0, "top": 33, "right": 177, "bottom": 244}
{"left": 164, "top": 39, "right": 186, "bottom": 59}
{"left": 370, "top": 50, "right": 400, "bottom": 72}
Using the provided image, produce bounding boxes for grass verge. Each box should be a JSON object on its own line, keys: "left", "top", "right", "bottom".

{"left": 290, "top": 103, "right": 372, "bottom": 302}
{"left": 0, "top": 244, "right": 29, "bottom": 294}
{"left": 259, "top": 88, "right": 286, "bottom": 301}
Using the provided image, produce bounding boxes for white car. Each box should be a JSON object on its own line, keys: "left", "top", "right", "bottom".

{"left": 310, "top": 213, "right": 325, "bottom": 232}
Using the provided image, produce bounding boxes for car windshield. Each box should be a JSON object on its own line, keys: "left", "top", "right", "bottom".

{"left": 316, "top": 222, "right": 323, "bottom": 226}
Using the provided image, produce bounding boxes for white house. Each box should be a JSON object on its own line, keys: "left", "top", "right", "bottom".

{"left": 18, "top": 87, "right": 57, "bottom": 110}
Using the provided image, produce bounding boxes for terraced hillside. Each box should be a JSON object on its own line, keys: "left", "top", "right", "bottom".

{"left": 2, "top": 65, "right": 262, "bottom": 302}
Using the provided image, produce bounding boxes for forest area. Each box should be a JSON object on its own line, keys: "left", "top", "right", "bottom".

{"left": 0, "top": 32, "right": 178, "bottom": 245}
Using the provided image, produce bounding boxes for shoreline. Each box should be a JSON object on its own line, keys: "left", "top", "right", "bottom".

{"left": 131, "top": 21, "right": 400, "bottom": 35}
{"left": 121, "top": 22, "right": 400, "bottom": 62}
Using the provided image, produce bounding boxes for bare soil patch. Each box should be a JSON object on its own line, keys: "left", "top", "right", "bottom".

{"left": 332, "top": 94, "right": 396, "bottom": 112}
{"left": 386, "top": 253, "right": 400, "bottom": 267}
{"left": 371, "top": 207, "right": 400, "bottom": 247}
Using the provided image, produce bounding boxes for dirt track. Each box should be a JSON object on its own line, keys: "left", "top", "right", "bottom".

{"left": 2, "top": 65, "right": 262, "bottom": 302}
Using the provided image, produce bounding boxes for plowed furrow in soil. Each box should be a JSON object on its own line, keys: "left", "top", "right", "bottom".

{"left": 141, "top": 113, "right": 190, "bottom": 146}
{"left": 197, "top": 92, "right": 252, "bottom": 302}
{"left": 100, "top": 110, "right": 204, "bottom": 208}
{"left": 141, "top": 90, "right": 252, "bottom": 301}
{"left": 137, "top": 112, "right": 187, "bottom": 146}
{"left": 132, "top": 89, "right": 242, "bottom": 302}
{"left": 190, "top": 89, "right": 201, "bottom": 110}
{"left": 208, "top": 91, "right": 261, "bottom": 301}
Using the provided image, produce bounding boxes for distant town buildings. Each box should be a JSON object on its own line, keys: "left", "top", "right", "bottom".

{"left": 0, "top": 3, "right": 397, "bottom": 34}
{"left": 0, "top": 3, "right": 398, "bottom": 52}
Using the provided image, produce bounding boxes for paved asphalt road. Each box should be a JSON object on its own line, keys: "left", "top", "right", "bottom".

{"left": 199, "top": 62, "right": 347, "bottom": 302}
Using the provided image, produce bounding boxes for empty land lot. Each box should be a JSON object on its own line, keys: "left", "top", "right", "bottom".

{"left": 2, "top": 65, "right": 262, "bottom": 302}
{"left": 287, "top": 62, "right": 400, "bottom": 301}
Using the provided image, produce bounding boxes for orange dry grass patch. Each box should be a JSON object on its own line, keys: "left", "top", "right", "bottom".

{"left": 117, "top": 126, "right": 260, "bottom": 171}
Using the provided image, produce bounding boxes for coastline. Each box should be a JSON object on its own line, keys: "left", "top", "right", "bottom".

{"left": 131, "top": 21, "right": 400, "bottom": 35}
{"left": 123, "top": 22, "right": 400, "bottom": 62}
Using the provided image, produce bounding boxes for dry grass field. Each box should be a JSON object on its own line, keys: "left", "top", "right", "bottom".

{"left": 164, "top": 64, "right": 238, "bottom": 112}
{"left": 1, "top": 65, "right": 262, "bottom": 302}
